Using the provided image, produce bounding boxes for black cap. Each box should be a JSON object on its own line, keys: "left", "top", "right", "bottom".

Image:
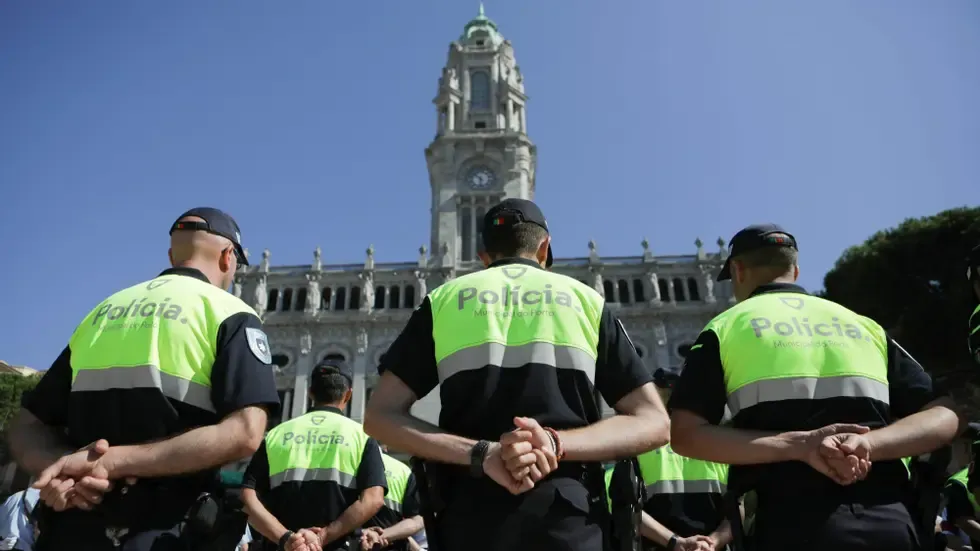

{"left": 967, "top": 244, "right": 980, "bottom": 281}
{"left": 312, "top": 358, "right": 353, "bottom": 386}
{"left": 482, "top": 198, "right": 554, "bottom": 268}
{"left": 653, "top": 367, "right": 681, "bottom": 389}
{"left": 170, "top": 207, "right": 249, "bottom": 266}
{"left": 717, "top": 224, "right": 798, "bottom": 282}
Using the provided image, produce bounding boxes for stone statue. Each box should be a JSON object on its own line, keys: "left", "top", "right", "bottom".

{"left": 447, "top": 67, "right": 459, "bottom": 89}
{"left": 365, "top": 245, "right": 375, "bottom": 271}
{"left": 232, "top": 275, "right": 244, "bottom": 299}
{"left": 418, "top": 245, "right": 428, "bottom": 267}
{"left": 588, "top": 240, "right": 600, "bottom": 265}
{"left": 415, "top": 270, "right": 428, "bottom": 299}
{"left": 305, "top": 273, "right": 321, "bottom": 313}
{"left": 313, "top": 247, "right": 322, "bottom": 271}
{"left": 591, "top": 269, "right": 604, "bottom": 297}
{"left": 360, "top": 271, "right": 374, "bottom": 312}
{"left": 701, "top": 266, "right": 717, "bottom": 303}
{"left": 260, "top": 249, "right": 271, "bottom": 273}
{"left": 647, "top": 272, "right": 662, "bottom": 303}
{"left": 253, "top": 275, "right": 267, "bottom": 318}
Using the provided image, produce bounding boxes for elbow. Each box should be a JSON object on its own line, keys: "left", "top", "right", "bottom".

{"left": 362, "top": 407, "right": 380, "bottom": 440}
{"left": 669, "top": 420, "right": 695, "bottom": 457}
{"left": 362, "top": 487, "right": 385, "bottom": 515}
{"left": 236, "top": 420, "right": 266, "bottom": 457}
{"left": 640, "top": 408, "right": 671, "bottom": 453}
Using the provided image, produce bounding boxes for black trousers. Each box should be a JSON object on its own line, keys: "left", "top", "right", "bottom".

{"left": 35, "top": 525, "right": 188, "bottom": 551}
{"left": 752, "top": 502, "right": 919, "bottom": 551}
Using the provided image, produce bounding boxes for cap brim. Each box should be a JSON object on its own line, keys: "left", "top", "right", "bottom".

{"left": 546, "top": 244, "right": 554, "bottom": 268}
{"left": 235, "top": 244, "right": 249, "bottom": 266}
{"left": 716, "top": 257, "right": 732, "bottom": 281}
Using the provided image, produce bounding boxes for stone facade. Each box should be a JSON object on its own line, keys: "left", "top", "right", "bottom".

{"left": 231, "top": 8, "right": 736, "bottom": 429}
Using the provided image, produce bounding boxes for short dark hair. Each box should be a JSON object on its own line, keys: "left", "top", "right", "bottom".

{"left": 734, "top": 236, "right": 798, "bottom": 276}
{"left": 309, "top": 372, "right": 350, "bottom": 404}
{"left": 483, "top": 223, "right": 548, "bottom": 258}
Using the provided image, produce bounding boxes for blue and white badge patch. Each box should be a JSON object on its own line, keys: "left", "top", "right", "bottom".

{"left": 245, "top": 327, "right": 272, "bottom": 365}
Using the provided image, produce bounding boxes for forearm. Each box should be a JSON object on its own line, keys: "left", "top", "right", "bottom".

{"left": 671, "top": 423, "right": 797, "bottom": 465}
{"left": 8, "top": 411, "right": 75, "bottom": 475}
{"left": 955, "top": 518, "right": 980, "bottom": 542}
{"left": 321, "top": 495, "right": 384, "bottom": 544}
{"left": 242, "top": 490, "right": 289, "bottom": 544}
{"left": 112, "top": 422, "right": 259, "bottom": 478}
{"left": 710, "top": 519, "right": 733, "bottom": 548}
{"left": 364, "top": 409, "right": 476, "bottom": 466}
{"left": 406, "top": 537, "right": 422, "bottom": 551}
{"left": 866, "top": 401, "right": 960, "bottom": 462}
{"left": 639, "top": 511, "right": 675, "bottom": 547}
{"left": 558, "top": 410, "right": 669, "bottom": 462}
{"left": 382, "top": 516, "right": 424, "bottom": 542}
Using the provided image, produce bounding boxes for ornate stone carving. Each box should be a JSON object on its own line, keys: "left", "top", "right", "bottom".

{"left": 233, "top": 275, "right": 244, "bottom": 299}
{"left": 300, "top": 332, "right": 312, "bottom": 356}
{"left": 260, "top": 249, "right": 271, "bottom": 273}
{"left": 253, "top": 275, "right": 267, "bottom": 318}
{"left": 588, "top": 240, "right": 600, "bottom": 265}
{"left": 695, "top": 237, "right": 705, "bottom": 260}
{"left": 418, "top": 245, "right": 427, "bottom": 268}
{"left": 647, "top": 272, "right": 662, "bottom": 304}
{"left": 415, "top": 270, "right": 428, "bottom": 300}
{"left": 313, "top": 247, "right": 322, "bottom": 272}
{"left": 355, "top": 328, "right": 369, "bottom": 356}
{"left": 591, "top": 268, "right": 604, "bottom": 297}
{"left": 305, "top": 272, "right": 321, "bottom": 314}
{"left": 652, "top": 321, "right": 667, "bottom": 346}
{"left": 365, "top": 245, "right": 375, "bottom": 271}
{"left": 717, "top": 237, "right": 728, "bottom": 258}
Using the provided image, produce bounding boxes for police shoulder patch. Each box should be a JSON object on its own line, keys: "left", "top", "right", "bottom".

{"left": 245, "top": 327, "right": 273, "bottom": 365}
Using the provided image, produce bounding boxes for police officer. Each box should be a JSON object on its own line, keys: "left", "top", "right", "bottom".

{"left": 967, "top": 244, "right": 980, "bottom": 368}
{"left": 635, "top": 368, "right": 730, "bottom": 551}
{"left": 241, "top": 359, "right": 387, "bottom": 551}
{"left": 360, "top": 451, "right": 423, "bottom": 551}
{"left": 944, "top": 466, "right": 980, "bottom": 547}
{"left": 364, "top": 198, "right": 670, "bottom": 551}
{"left": 667, "top": 224, "right": 961, "bottom": 551}
{"left": 7, "top": 207, "right": 281, "bottom": 550}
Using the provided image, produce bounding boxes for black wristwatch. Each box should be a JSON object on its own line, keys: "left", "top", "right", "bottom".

{"left": 665, "top": 535, "right": 678, "bottom": 551}
{"left": 278, "top": 530, "right": 294, "bottom": 550}
{"left": 470, "top": 440, "right": 491, "bottom": 477}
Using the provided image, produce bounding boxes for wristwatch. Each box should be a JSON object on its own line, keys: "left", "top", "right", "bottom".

{"left": 278, "top": 530, "right": 295, "bottom": 550}
{"left": 665, "top": 535, "right": 678, "bottom": 551}
{"left": 470, "top": 440, "right": 491, "bottom": 477}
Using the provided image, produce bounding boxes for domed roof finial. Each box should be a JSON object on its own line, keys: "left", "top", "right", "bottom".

{"left": 479, "top": 2, "right": 485, "bottom": 17}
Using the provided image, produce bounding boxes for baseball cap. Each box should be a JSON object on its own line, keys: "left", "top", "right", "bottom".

{"left": 170, "top": 207, "right": 249, "bottom": 266}
{"left": 717, "top": 223, "right": 798, "bottom": 282}
{"left": 312, "top": 358, "right": 353, "bottom": 386}
{"left": 482, "top": 198, "right": 554, "bottom": 268}
{"left": 967, "top": 244, "right": 980, "bottom": 281}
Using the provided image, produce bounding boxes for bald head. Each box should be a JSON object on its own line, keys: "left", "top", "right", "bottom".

{"left": 168, "top": 216, "right": 237, "bottom": 288}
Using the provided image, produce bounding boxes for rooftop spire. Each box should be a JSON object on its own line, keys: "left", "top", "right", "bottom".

{"left": 479, "top": 2, "right": 485, "bottom": 17}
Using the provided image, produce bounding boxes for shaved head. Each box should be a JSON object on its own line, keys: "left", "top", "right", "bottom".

{"left": 168, "top": 216, "right": 237, "bottom": 288}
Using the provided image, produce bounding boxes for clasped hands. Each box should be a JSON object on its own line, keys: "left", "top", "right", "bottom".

{"left": 796, "top": 423, "right": 875, "bottom": 486}
{"left": 31, "top": 439, "right": 134, "bottom": 513}
{"left": 484, "top": 417, "right": 559, "bottom": 495}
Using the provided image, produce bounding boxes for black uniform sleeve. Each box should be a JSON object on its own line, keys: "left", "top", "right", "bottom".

{"left": 21, "top": 346, "right": 73, "bottom": 427}
{"left": 944, "top": 482, "right": 975, "bottom": 522}
{"left": 211, "top": 312, "right": 282, "bottom": 419}
{"left": 668, "top": 330, "right": 728, "bottom": 425}
{"left": 402, "top": 473, "right": 421, "bottom": 518}
{"left": 356, "top": 438, "right": 389, "bottom": 495}
{"left": 594, "top": 305, "right": 654, "bottom": 408}
{"left": 885, "top": 338, "right": 936, "bottom": 419}
{"left": 379, "top": 298, "right": 438, "bottom": 400}
{"left": 241, "top": 441, "right": 270, "bottom": 494}
{"left": 969, "top": 308, "right": 980, "bottom": 367}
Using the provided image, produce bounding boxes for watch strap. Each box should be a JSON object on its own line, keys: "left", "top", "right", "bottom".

{"left": 470, "top": 440, "right": 491, "bottom": 477}
{"left": 278, "top": 531, "right": 295, "bottom": 550}
{"left": 665, "top": 535, "right": 678, "bottom": 551}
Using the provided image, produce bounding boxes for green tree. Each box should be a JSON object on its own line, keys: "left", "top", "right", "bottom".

{"left": 821, "top": 207, "right": 980, "bottom": 384}
{"left": 0, "top": 373, "right": 40, "bottom": 465}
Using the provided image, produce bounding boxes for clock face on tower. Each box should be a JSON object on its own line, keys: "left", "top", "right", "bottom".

{"left": 465, "top": 166, "right": 496, "bottom": 190}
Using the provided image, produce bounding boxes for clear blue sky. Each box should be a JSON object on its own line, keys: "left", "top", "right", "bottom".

{"left": 1, "top": 1, "right": 978, "bottom": 369}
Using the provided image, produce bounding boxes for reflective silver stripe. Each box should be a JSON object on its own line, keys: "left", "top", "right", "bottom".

{"left": 384, "top": 498, "right": 403, "bottom": 513}
{"left": 646, "top": 479, "right": 726, "bottom": 495}
{"left": 437, "top": 342, "right": 596, "bottom": 383}
{"left": 727, "top": 375, "right": 889, "bottom": 416}
{"left": 71, "top": 365, "right": 215, "bottom": 413}
{"left": 269, "top": 468, "right": 356, "bottom": 489}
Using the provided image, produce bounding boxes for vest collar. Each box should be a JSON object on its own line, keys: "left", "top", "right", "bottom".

{"left": 159, "top": 267, "right": 210, "bottom": 284}
{"left": 488, "top": 257, "right": 542, "bottom": 270}
{"left": 749, "top": 282, "right": 808, "bottom": 298}
{"left": 309, "top": 405, "right": 345, "bottom": 416}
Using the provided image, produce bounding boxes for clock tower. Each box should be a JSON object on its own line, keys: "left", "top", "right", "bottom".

{"left": 424, "top": 4, "right": 537, "bottom": 268}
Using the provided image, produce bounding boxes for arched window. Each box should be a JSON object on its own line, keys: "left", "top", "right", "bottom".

{"left": 672, "top": 278, "right": 686, "bottom": 302}
{"left": 603, "top": 280, "right": 615, "bottom": 301}
{"left": 404, "top": 285, "right": 416, "bottom": 308}
{"left": 296, "top": 288, "right": 308, "bottom": 311}
{"left": 282, "top": 288, "right": 293, "bottom": 311}
{"left": 322, "top": 353, "right": 346, "bottom": 363}
{"left": 334, "top": 287, "right": 347, "bottom": 311}
{"left": 687, "top": 278, "right": 701, "bottom": 301}
{"left": 632, "top": 279, "right": 645, "bottom": 303}
{"left": 321, "top": 287, "right": 332, "bottom": 310}
{"left": 266, "top": 289, "right": 279, "bottom": 312}
{"left": 374, "top": 286, "right": 387, "bottom": 310}
{"left": 389, "top": 286, "right": 401, "bottom": 309}
{"left": 658, "top": 279, "right": 670, "bottom": 301}
{"left": 470, "top": 70, "right": 490, "bottom": 110}
{"left": 271, "top": 354, "right": 290, "bottom": 368}
{"left": 350, "top": 286, "right": 362, "bottom": 310}
{"left": 617, "top": 280, "right": 631, "bottom": 304}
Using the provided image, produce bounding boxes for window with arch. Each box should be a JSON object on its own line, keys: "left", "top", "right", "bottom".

{"left": 632, "top": 279, "right": 646, "bottom": 302}
{"left": 470, "top": 70, "right": 490, "bottom": 110}
{"left": 389, "top": 286, "right": 401, "bottom": 309}
{"left": 687, "top": 278, "right": 700, "bottom": 301}
{"left": 296, "top": 288, "right": 308, "bottom": 311}
{"left": 266, "top": 289, "right": 279, "bottom": 312}
{"left": 603, "top": 280, "right": 615, "bottom": 302}
{"left": 672, "top": 278, "right": 686, "bottom": 302}
{"left": 658, "top": 279, "right": 669, "bottom": 301}
{"left": 404, "top": 285, "right": 416, "bottom": 308}
{"left": 350, "top": 286, "right": 362, "bottom": 309}
{"left": 333, "top": 287, "right": 347, "bottom": 310}
{"left": 321, "top": 287, "right": 332, "bottom": 310}
{"left": 374, "top": 285, "right": 387, "bottom": 310}
{"left": 271, "top": 354, "right": 290, "bottom": 369}
{"left": 617, "top": 280, "right": 631, "bottom": 304}
{"left": 282, "top": 288, "right": 293, "bottom": 311}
